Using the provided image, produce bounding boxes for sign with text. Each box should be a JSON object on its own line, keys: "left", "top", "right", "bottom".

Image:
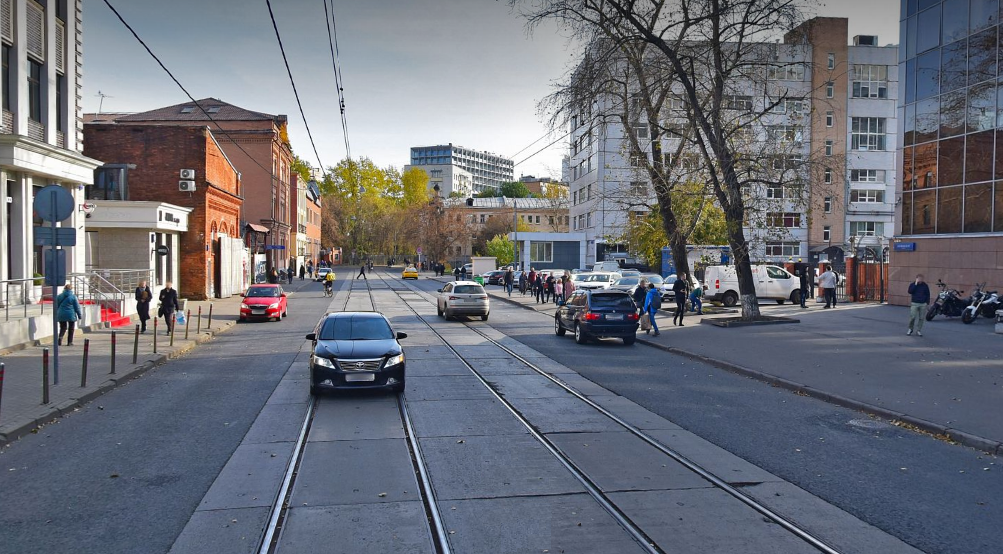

{"left": 264, "top": 245, "right": 285, "bottom": 250}
{"left": 893, "top": 242, "right": 917, "bottom": 252}
{"left": 33, "top": 227, "right": 77, "bottom": 247}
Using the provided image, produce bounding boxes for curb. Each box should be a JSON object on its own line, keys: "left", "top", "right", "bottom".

{"left": 0, "top": 320, "right": 237, "bottom": 446}
{"left": 480, "top": 282, "right": 1003, "bottom": 456}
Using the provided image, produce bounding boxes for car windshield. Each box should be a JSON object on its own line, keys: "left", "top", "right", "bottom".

{"left": 571, "top": 274, "right": 589, "bottom": 282}
{"left": 319, "top": 316, "right": 394, "bottom": 341}
{"left": 582, "top": 274, "right": 612, "bottom": 282}
{"left": 614, "top": 278, "right": 639, "bottom": 286}
{"left": 644, "top": 276, "right": 663, "bottom": 285}
{"left": 453, "top": 285, "right": 485, "bottom": 294}
{"left": 246, "top": 287, "right": 280, "bottom": 297}
{"left": 405, "top": 266, "right": 416, "bottom": 271}
{"left": 590, "top": 293, "right": 635, "bottom": 309}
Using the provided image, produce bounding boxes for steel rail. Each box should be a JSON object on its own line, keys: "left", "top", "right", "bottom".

{"left": 257, "top": 397, "right": 316, "bottom": 554}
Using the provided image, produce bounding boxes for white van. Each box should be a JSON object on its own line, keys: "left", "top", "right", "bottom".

{"left": 704, "top": 265, "right": 801, "bottom": 306}
{"left": 592, "top": 261, "right": 623, "bottom": 274}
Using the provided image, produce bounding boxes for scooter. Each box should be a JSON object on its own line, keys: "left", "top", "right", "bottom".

{"left": 961, "top": 283, "right": 999, "bottom": 324}
{"left": 925, "top": 280, "right": 968, "bottom": 320}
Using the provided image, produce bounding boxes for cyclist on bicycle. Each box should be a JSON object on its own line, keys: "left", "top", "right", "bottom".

{"left": 324, "top": 271, "right": 335, "bottom": 295}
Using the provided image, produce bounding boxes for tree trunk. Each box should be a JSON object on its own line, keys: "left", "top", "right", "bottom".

{"left": 723, "top": 209, "right": 761, "bottom": 320}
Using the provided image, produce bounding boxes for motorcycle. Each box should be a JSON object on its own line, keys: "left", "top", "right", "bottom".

{"left": 961, "top": 282, "right": 1000, "bottom": 324}
{"left": 925, "top": 280, "right": 968, "bottom": 320}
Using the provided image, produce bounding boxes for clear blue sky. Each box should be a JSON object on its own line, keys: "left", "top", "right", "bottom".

{"left": 81, "top": 0, "right": 900, "bottom": 180}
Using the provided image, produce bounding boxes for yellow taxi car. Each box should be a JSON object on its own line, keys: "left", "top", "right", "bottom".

{"left": 402, "top": 265, "right": 419, "bottom": 280}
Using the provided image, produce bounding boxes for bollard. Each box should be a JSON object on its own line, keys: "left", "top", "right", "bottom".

{"left": 208, "top": 304, "right": 214, "bottom": 329}
{"left": 169, "top": 313, "right": 176, "bottom": 347}
{"left": 110, "top": 331, "right": 117, "bottom": 375}
{"left": 81, "top": 339, "right": 90, "bottom": 387}
{"left": 196, "top": 306, "right": 202, "bottom": 335}
{"left": 184, "top": 309, "right": 191, "bottom": 340}
{"left": 132, "top": 325, "right": 140, "bottom": 365}
{"left": 0, "top": 363, "right": 5, "bottom": 424}
{"left": 153, "top": 317, "right": 158, "bottom": 354}
{"left": 42, "top": 348, "right": 50, "bottom": 405}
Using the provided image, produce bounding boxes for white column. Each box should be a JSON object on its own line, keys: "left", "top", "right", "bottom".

{"left": 66, "top": 181, "right": 84, "bottom": 274}
{"left": 0, "top": 173, "right": 8, "bottom": 280}
{"left": 10, "top": 174, "right": 33, "bottom": 280}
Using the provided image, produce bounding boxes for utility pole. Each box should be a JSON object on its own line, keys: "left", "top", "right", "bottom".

{"left": 512, "top": 198, "right": 518, "bottom": 270}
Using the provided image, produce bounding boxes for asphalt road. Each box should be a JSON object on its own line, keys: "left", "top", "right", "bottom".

{"left": 0, "top": 277, "right": 341, "bottom": 554}
{"left": 406, "top": 278, "right": 1001, "bottom": 554}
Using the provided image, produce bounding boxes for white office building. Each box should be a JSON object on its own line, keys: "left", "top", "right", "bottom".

{"left": 410, "top": 143, "right": 513, "bottom": 194}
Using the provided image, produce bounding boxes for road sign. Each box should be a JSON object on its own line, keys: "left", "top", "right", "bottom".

{"left": 264, "top": 245, "right": 285, "bottom": 250}
{"left": 43, "top": 250, "right": 67, "bottom": 286}
{"left": 80, "top": 202, "right": 97, "bottom": 215}
{"left": 156, "top": 245, "right": 169, "bottom": 256}
{"left": 33, "top": 185, "right": 75, "bottom": 222}
{"left": 33, "top": 227, "right": 77, "bottom": 247}
{"left": 416, "top": 247, "right": 423, "bottom": 254}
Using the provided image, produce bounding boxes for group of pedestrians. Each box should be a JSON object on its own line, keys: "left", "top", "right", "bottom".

{"left": 522, "top": 269, "right": 576, "bottom": 305}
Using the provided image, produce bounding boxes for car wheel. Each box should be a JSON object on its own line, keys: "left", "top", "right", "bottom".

{"left": 623, "top": 336, "right": 636, "bottom": 346}
{"left": 437, "top": 303, "right": 444, "bottom": 317}
{"left": 790, "top": 290, "right": 801, "bottom": 305}
{"left": 444, "top": 308, "right": 452, "bottom": 321}
{"left": 555, "top": 315, "right": 566, "bottom": 336}
{"left": 722, "top": 291, "right": 738, "bottom": 307}
{"left": 309, "top": 383, "right": 320, "bottom": 396}
{"left": 239, "top": 317, "right": 246, "bottom": 322}
{"left": 574, "top": 322, "right": 588, "bottom": 344}
{"left": 481, "top": 314, "right": 489, "bottom": 321}
{"left": 776, "top": 299, "right": 785, "bottom": 305}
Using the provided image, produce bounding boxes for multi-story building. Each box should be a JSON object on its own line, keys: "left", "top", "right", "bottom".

{"left": 410, "top": 143, "right": 513, "bottom": 193}
{"left": 568, "top": 17, "right": 899, "bottom": 268}
{"left": 291, "top": 171, "right": 322, "bottom": 269}
{"left": 1, "top": 0, "right": 102, "bottom": 287}
{"left": 518, "top": 175, "right": 569, "bottom": 197}
{"left": 441, "top": 196, "right": 570, "bottom": 263}
{"left": 403, "top": 163, "right": 472, "bottom": 198}
{"left": 890, "top": 0, "right": 1003, "bottom": 305}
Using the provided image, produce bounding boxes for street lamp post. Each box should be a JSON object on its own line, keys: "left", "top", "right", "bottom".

{"left": 512, "top": 198, "right": 518, "bottom": 270}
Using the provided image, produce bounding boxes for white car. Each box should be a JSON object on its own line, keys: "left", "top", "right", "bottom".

{"left": 663, "top": 274, "right": 702, "bottom": 301}
{"left": 436, "top": 281, "right": 490, "bottom": 321}
{"left": 575, "top": 272, "right": 618, "bottom": 290}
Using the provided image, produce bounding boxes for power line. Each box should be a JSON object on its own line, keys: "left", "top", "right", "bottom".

{"left": 324, "top": 0, "right": 351, "bottom": 162}
{"left": 101, "top": 0, "right": 277, "bottom": 180}
{"left": 509, "top": 130, "right": 555, "bottom": 159}
{"left": 265, "top": 0, "right": 328, "bottom": 178}
{"left": 514, "top": 130, "right": 572, "bottom": 167}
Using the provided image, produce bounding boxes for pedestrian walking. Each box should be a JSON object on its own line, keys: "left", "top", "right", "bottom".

{"left": 268, "top": 268, "right": 279, "bottom": 284}
{"left": 545, "top": 273, "right": 555, "bottom": 303}
{"left": 554, "top": 277, "right": 564, "bottom": 304}
{"left": 56, "top": 284, "right": 83, "bottom": 346}
{"left": 357, "top": 264, "right": 367, "bottom": 280}
{"left": 453, "top": 266, "right": 461, "bottom": 281}
{"left": 504, "top": 267, "right": 514, "bottom": 297}
{"left": 287, "top": 266, "right": 295, "bottom": 284}
{"left": 535, "top": 273, "right": 544, "bottom": 303}
{"left": 672, "top": 273, "right": 689, "bottom": 326}
{"left": 135, "top": 280, "right": 152, "bottom": 333}
{"left": 563, "top": 274, "right": 576, "bottom": 301}
{"left": 644, "top": 283, "right": 661, "bottom": 336}
{"left": 519, "top": 271, "right": 527, "bottom": 295}
{"left": 307, "top": 262, "right": 314, "bottom": 279}
{"left": 633, "top": 279, "right": 648, "bottom": 316}
{"left": 299, "top": 264, "right": 306, "bottom": 280}
{"left": 907, "top": 274, "right": 931, "bottom": 336}
{"left": 689, "top": 281, "right": 703, "bottom": 315}
{"left": 158, "top": 281, "right": 180, "bottom": 335}
{"left": 819, "top": 265, "right": 837, "bottom": 308}
{"left": 797, "top": 260, "right": 810, "bottom": 308}
{"left": 461, "top": 266, "right": 468, "bottom": 280}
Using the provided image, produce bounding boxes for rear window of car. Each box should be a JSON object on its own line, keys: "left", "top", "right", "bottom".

{"left": 246, "top": 287, "right": 280, "bottom": 297}
{"left": 319, "top": 316, "right": 394, "bottom": 340}
{"left": 453, "top": 285, "right": 485, "bottom": 294}
{"left": 589, "top": 293, "right": 635, "bottom": 309}
{"left": 614, "top": 278, "right": 639, "bottom": 286}
{"left": 582, "top": 274, "right": 613, "bottom": 282}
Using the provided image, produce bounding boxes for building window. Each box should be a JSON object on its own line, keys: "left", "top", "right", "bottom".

{"left": 851, "top": 64, "right": 888, "bottom": 98}
{"left": 56, "top": 74, "right": 65, "bottom": 133}
{"left": 767, "top": 63, "right": 805, "bottom": 81}
{"left": 766, "top": 212, "right": 801, "bottom": 228}
{"left": 586, "top": 213, "right": 592, "bottom": 227}
{"left": 850, "top": 189, "right": 885, "bottom": 203}
{"left": 765, "top": 241, "right": 801, "bottom": 257}
{"left": 850, "top": 169, "right": 885, "bottom": 182}
{"left": 766, "top": 185, "right": 791, "bottom": 199}
{"left": 631, "top": 122, "right": 649, "bottom": 139}
{"left": 827, "top": 53, "right": 835, "bottom": 70}
{"left": 825, "top": 81, "right": 834, "bottom": 98}
{"left": 28, "top": 60, "right": 41, "bottom": 122}
{"left": 629, "top": 181, "right": 647, "bottom": 196}
{"left": 850, "top": 117, "right": 887, "bottom": 151}
{"left": 823, "top": 196, "right": 832, "bottom": 213}
{"left": 824, "top": 139, "right": 832, "bottom": 156}
{"left": 823, "top": 226, "right": 831, "bottom": 242}
{"left": 824, "top": 168, "right": 832, "bottom": 184}
{"left": 825, "top": 111, "right": 834, "bottom": 127}
{"left": 849, "top": 221, "right": 884, "bottom": 236}
{"left": 723, "top": 95, "right": 753, "bottom": 111}
{"left": 530, "top": 242, "right": 553, "bottom": 263}
{"left": 1, "top": 45, "right": 10, "bottom": 111}
{"left": 766, "top": 125, "right": 803, "bottom": 142}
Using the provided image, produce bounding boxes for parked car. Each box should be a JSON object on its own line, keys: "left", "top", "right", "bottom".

{"left": 402, "top": 266, "right": 419, "bottom": 279}
{"left": 486, "top": 270, "right": 508, "bottom": 285}
{"left": 554, "top": 290, "right": 640, "bottom": 345}
{"left": 239, "top": 284, "right": 288, "bottom": 322}
{"left": 619, "top": 269, "right": 641, "bottom": 278}
{"left": 436, "top": 281, "right": 490, "bottom": 320}
{"left": 609, "top": 276, "right": 643, "bottom": 294}
{"left": 575, "top": 272, "right": 618, "bottom": 291}
{"left": 305, "top": 311, "right": 408, "bottom": 394}
{"left": 592, "top": 261, "right": 624, "bottom": 274}
{"left": 462, "top": 263, "right": 474, "bottom": 275}
{"left": 315, "top": 267, "right": 332, "bottom": 282}
{"left": 703, "top": 265, "right": 800, "bottom": 306}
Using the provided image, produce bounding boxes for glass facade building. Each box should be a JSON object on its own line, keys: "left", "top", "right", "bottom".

{"left": 410, "top": 144, "right": 514, "bottom": 193}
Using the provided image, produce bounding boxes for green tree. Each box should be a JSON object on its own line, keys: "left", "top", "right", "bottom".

{"left": 485, "top": 234, "right": 514, "bottom": 266}
{"left": 499, "top": 181, "right": 531, "bottom": 198}
{"left": 475, "top": 189, "right": 499, "bottom": 198}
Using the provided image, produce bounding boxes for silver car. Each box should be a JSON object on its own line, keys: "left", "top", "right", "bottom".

{"left": 609, "top": 276, "right": 643, "bottom": 294}
{"left": 436, "top": 281, "right": 490, "bottom": 321}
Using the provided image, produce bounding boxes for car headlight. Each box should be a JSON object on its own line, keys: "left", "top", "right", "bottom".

{"left": 386, "top": 353, "right": 405, "bottom": 366}
{"left": 313, "top": 356, "right": 336, "bottom": 369}
{"left": 268, "top": 302, "right": 280, "bottom": 309}
{"left": 240, "top": 303, "right": 248, "bottom": 309}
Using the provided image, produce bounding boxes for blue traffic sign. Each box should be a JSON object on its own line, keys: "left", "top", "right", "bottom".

{"left": 43, "top": 249, "right": 67, "bottom": 286}
{"left": 33, "top": 185, "right": 75, "bottom": 222}
{"left": 33, "top": 226, "right": 77, "bottom": 247}
{"left": 264, "top": 245, "right": 285, "bottom": 250}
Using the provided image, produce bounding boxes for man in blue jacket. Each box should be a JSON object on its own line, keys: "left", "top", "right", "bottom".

{"left": 644, "top": 283, "right": 661, "bottom": 337}
{"left": 907, "top": 274, "right": 930, "bottom": 336}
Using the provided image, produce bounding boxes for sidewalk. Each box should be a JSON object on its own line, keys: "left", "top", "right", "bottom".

{"left": 441, "top": 276, "right": 1003, "bottom": 454}
{"left": 0, "top": 295, "right": 242, "bottom": 445}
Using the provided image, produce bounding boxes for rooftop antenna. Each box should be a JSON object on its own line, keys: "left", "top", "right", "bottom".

{"left": 96, "top": 90, "right": 114, "bottom": 114}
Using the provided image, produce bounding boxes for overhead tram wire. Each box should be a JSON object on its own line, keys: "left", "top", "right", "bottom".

{"left": 101, "top": 0, "right": 277, "bottom": 180}
{"left": 324, "top": 0, "right": 351, "bottom": 161}
{"left": 265, "top": 0, "right": 328, "bottom": 178}
{"left": 514, "top": 129, "right": 572, "bottom": 167}
{"left": 509, "top": 130, "right": 555, "bottom": 159}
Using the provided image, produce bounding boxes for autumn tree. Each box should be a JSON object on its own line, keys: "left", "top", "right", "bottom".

{"left": 485, "top": 235, "right": 514, "bottom": 266}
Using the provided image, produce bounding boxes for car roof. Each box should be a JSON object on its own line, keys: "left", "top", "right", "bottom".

{"left": 321, "top": 311, "right": 388, "bottom": 321}
{"left": 586, "top": 289, "right": 629, "bottom": 295}
{"left": 248, "top": 284, "right": 280, "bottom": 288}
{"left": 449, "top": 280, "right": 483, "bottom": 285}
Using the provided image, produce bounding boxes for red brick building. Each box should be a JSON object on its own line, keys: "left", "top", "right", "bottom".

{"left": 110, "top": 99, "right": 295, "bottom": 271}
{"left": 82, "top": 123, "right": 243, "bottom": 299}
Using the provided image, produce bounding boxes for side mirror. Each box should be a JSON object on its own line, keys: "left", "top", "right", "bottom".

{"left": 240, "top": 292, "right": 245, "bottom": 297}
{"left": 305, "top": 333, "right": 316, "bottom": 340}
{"left": 396, "top": 332, "right": 408, "bottom": 340}
{"left": 281, "top": 293, "right": 287, "bottom": 297}
{"left": 436, "top": 288, "right": 443, "bottom": 293}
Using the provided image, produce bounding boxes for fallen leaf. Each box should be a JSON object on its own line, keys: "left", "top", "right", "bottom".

{"left": 378, "top": 492, "right": 387, "bottom": 497}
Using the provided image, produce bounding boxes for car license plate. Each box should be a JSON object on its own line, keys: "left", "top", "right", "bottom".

{"left": 345, "top": 373, "right": 376, "bottom": 382}
{"left": 252, "top": 309, "right": 265, "bottom": 315}
{"left": 605, "top": 314, "right": 623, "bottom": 320}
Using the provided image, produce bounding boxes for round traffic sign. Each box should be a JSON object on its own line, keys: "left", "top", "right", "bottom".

{"left": 156, "top": 245, "right": 169, "bottom": 256}
{"left": 33, "top": 185, "right": 75, "bottom": 222}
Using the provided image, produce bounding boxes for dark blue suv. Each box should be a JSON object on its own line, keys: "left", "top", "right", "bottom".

{"left": 555, "top": 290, "right": 640, "bottom": 345}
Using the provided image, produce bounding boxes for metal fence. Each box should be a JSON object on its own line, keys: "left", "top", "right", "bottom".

{"left": 0, "top": 269, "right": 152, "bottom": 322}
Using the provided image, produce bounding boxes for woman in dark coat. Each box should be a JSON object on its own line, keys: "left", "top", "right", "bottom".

{"left": 159, "top": 281, "right": 181, "bottom": 335}
{"left": 135, "top": 280, "right": 153, "bottom": 333}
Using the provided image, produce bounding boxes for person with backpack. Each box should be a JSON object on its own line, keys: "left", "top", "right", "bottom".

{"left": 643, "top": 282, "right": 661, "bottom": 336}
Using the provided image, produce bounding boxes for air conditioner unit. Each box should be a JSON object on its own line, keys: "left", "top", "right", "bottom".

{"left": 179, "top": 180, "right": 196, "bottom": 192}
{"left": 180, "top": 169, "right": 196, "bottom": 179}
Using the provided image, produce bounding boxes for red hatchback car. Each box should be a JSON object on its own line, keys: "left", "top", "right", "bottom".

{"left": 240, "top": 284, "right": 288, "bottom": 322}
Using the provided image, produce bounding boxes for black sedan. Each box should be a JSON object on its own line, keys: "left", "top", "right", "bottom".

{"left": 555, "top": 290, "right": 640, "bottom": 345}
{"left": 306, "top": 312, "right": 408, "bottom": 393}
